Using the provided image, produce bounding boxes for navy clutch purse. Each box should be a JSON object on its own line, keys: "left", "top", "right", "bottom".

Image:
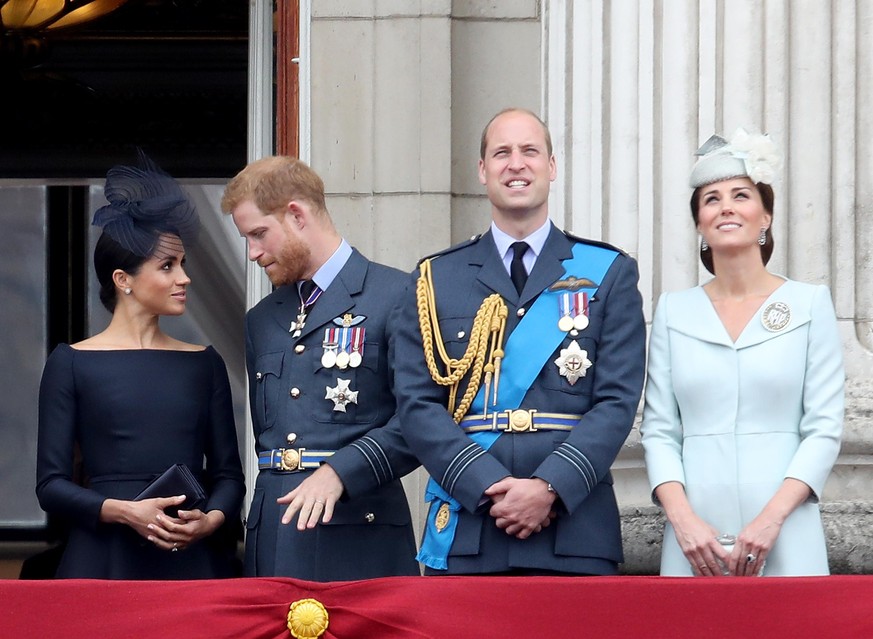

{"left": 134, "top": 464, "right": 207, "bottom": 517}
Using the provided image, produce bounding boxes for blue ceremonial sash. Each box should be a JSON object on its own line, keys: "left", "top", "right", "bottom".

{"left": 417, "top": 242, "right": 619, "bottom": 569}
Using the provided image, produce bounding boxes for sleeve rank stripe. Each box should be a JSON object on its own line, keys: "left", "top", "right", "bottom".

{"left": 351, "top": 437, "right": 392, "bottom": 484}
{"left": 441, "top": 443, "right": 480, "bottom": 486}
{"left": 554, "top": 444, "right": 595, "bottom": 493}
{"left": 447, "top": 448, "right": 487, "bottom": 495}
{"left": 442, "top": 443, "right": 483, "bottom": 494}
{"left": 359, "top": 436, "right": 392, "bottom": 479}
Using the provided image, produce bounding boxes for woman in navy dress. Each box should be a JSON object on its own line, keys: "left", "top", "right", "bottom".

{"left": 36, "top": 154, "right": 245, "bottom": 579}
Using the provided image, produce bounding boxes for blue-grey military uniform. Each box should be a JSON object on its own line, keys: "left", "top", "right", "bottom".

{"left": 395, "top": 224, "right": 646, "bottom": 575}
{"left": 244, "top": 248, "right": 419, "bottom": 580}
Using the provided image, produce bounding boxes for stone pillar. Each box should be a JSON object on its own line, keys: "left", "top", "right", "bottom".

{"left": 545, "top": 0, "right": 873, "bottom": 573}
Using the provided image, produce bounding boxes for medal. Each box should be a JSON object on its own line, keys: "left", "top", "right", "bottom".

{"left": 558, "top": 294, "right": 574, "bottom": 332}
{"left": 321, "top": 348, "right": 337, "bottom": 369}
{"left": 291, "top": 284, "right": 322, "bottom": 338}
{"left": 336, "top": 351, "right": 350, "bottom": 369}
{"left": 348, "top": 327, "right": 365, "bottom": 368}
{"left": 290, "top": 309, "right": 307, "bottom": 337}
{"left": 325, "top": 378, "right": 358, "bottom": 412}
{"left": 558, "top": 292, "right": 590, "bottom": 332}
{"left": 573, "top": 292, "right": 590, "bottom": 331}
{"left": 321, "top": 328, "right": 338, "bottom": 368}
{"left": 554, "top": 339, "right": 593, "bottom": 385}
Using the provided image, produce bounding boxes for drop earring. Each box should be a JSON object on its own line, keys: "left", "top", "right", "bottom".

{"left": 758, "top": 228, "right": 767, "bottom": 246}
{"left": 700, "top": 236, "right": 709, "bottom": 252}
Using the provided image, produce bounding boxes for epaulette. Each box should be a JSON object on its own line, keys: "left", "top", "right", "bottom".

{"left": 562, "top": 229, "right": 629, "bottom": 256}
{"left": 416, "top": 234, "right": 483, "bottom": 266}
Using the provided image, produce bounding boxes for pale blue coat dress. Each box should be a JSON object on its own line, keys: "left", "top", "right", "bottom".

{"left": 641, "top": 279, "right": 843, "bottom": 576}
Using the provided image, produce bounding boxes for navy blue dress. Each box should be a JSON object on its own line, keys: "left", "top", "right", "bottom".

{"left": 36, "top": 345, "right": 245, "bottom": 579}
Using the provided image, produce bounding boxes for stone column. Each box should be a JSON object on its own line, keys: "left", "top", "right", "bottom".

{"left": 545, "top": 0, "right": 873, "bottom": 573}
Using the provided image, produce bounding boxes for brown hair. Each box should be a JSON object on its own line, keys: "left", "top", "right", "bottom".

{"left": 479, "top": 108, "right": 553, "bottom": 160}
{"left": 690, "top": 182, "right": 775, "bottom": 275}
{"left": 221, "top": 156, "right": 327, "bottom": 218}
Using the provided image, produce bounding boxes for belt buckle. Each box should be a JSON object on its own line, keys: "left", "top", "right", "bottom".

{"left": 504, "top": 409, "right": 537, "bottom": 433}
{"left": 279, "top": 448, "right": 302, "bottom": 471}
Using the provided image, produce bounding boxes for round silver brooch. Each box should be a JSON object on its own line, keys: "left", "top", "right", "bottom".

{"left": 761, "top": 301, "right": 791, "bottom": 332}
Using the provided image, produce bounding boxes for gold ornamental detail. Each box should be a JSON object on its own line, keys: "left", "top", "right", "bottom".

{"left": 287, "top": 598, "right": 329, "bottom": 639}
{"left": 435, "top": 502, "right": 451, "bottom": 532}
{"left": 417, "top": 258, "right": 508, "bottom": 422}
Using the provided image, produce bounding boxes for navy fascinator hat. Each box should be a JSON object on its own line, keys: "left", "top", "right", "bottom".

{"left": 92, "top": 150, "right": 199, "bottom": 258}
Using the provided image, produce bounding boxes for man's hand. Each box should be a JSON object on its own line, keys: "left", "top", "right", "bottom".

{"left": 277, "top": 464, "right": 345, "bottom": 530}
{"left": 484, "top": 477, "right": 556, "bottom": 539}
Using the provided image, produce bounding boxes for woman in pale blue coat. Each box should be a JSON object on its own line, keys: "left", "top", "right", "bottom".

{"left": 641, "top": 130, "right": 843, "bottom": 577}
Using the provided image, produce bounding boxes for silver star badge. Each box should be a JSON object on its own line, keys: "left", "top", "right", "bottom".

{"left": 554, "top": 340, "right": 592, "bottom": 385}
{"left": 325, "top": 378, "right": 359, "bottom": 412}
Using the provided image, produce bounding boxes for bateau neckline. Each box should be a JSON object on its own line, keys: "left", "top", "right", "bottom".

{"left": 64, "top": 344, "right": 210, "bottom": 354}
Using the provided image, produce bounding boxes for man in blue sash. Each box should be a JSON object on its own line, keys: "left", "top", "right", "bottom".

{"left": 395, "top": 108, "right": 646, "bottom": 575}
{"left": 222, "top": 157, "right": 419, "bottom": 580}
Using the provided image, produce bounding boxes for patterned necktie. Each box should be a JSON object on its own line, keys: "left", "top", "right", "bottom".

{"left": 509, "top": 241, "right": 529, "bottom": 295}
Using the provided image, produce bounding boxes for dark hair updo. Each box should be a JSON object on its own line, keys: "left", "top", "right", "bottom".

{"left": 91, "top": 150, "right": 199, "bottom": 312}
{"left": 93, "top": 233, "right": 148, "bottom": 312}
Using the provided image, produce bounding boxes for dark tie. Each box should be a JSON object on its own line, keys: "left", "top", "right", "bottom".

{"left": 298, "top": 279, "right": 318, "bottom": 307}
{"left": 509, "top": 241, "right": 529, "bottom": 295}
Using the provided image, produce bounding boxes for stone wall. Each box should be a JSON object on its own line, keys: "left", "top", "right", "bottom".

{"left": 289, "top": 0, "right": 873, "bottom": 573}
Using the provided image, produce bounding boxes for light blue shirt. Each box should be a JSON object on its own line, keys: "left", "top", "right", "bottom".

{"left": 490, "top": 219, "right": 551, "bottom": 277}
{"left": 298, "top": 238, "right": 352, "bottom": 295}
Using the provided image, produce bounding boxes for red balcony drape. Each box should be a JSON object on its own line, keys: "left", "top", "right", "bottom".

{"left": 2, "top": 575, "right": 871, "bottom": 638}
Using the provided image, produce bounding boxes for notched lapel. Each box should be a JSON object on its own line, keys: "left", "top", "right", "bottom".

{"left": 520, "top": 227, "right": 572, "bottom": 306}
{"left": 267, "top": 285, "right": 300, "bottom": 333}
{"left": 295, "top": 250, "right": 368, "bottom": 341}
{"left": 473, "top": 234, "right": 518, "bottom": 301}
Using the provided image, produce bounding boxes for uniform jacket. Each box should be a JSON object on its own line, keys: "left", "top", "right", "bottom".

{"left": 641, "top": 279, "right": 844, "bottom": 576}
{"left": 395, "top": 224, "right": 646, "bottom": 574}
{"left": 244, "top": 248, "right": 419, "bottom": 580}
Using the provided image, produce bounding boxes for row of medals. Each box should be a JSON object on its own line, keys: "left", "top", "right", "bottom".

{"left": 321, "top": 341, "right": 362, "bottom": 370}
{"left": 558, "top": 291, "right": 589, "bottom": 333}
{"left": 289, "top": 296, "right": 364, "bottom": 370}
{"left": 558, "top": 312, "right": 588, "bottom": 333}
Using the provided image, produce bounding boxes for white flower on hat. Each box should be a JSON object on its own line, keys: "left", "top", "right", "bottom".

{"left": 728, "top": 128, "right": 782, "bottom": 185}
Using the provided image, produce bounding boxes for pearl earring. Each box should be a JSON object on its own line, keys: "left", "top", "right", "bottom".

{"left": 124, "top": 288, "right": 132, "bottom": 295}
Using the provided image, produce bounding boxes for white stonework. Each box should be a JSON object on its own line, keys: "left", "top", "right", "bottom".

{"left": 243, "top": 0, "right": 873, "bottom": 572}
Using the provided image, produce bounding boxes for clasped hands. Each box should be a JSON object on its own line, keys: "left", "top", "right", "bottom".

{"left": 129, "top": 496, "right": 223, "bottom": 552}
{"left": 674, "top": 512, "right": 775, "bottom": 577}
{"left": 485, "top": 477, "right": 557, "bottom": 539}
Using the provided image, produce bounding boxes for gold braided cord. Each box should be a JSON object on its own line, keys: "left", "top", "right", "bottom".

{"left": 416, "top": 259, "right": 508, "bottom": 423}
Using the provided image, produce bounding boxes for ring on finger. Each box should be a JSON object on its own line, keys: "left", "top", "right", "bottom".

{"left": 746, "top": 553, "right": 757, "bottom": 563}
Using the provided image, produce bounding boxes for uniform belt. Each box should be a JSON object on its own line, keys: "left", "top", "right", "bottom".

{"left": 257, "top": 448, "right": 336, "bottom": 472}
{"left": 459, "top": 410, "right": 581, "bottom": 434}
